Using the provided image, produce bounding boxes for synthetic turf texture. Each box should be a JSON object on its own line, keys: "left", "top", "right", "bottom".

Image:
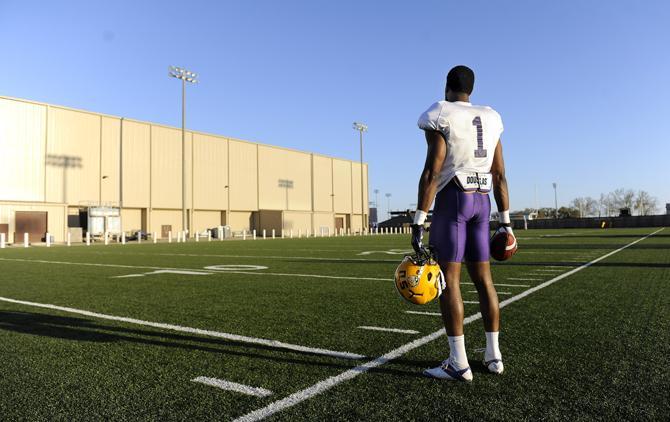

{"left": 0, "top": 228, "right": 667, "bottom": 420}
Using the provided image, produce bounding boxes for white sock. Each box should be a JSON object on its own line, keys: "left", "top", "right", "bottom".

{"left": 485, "top": 331, "right": 502, "bottom": 361}
{"left": 447, "top": 335, "right": 469, "bottom": 369}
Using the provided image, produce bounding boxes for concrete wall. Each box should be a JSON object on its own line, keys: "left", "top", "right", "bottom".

{"left": 0, "top": 96, "right": 369, "bottom": 241}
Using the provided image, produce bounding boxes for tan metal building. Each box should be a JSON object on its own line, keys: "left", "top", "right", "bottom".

{"left": 0, "top": 96, "right": 369, "bottom": 243}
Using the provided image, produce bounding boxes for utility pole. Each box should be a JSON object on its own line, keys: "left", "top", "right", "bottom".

{"left": 353, "top": 122, "right": 368, "bottom": 233}
{"left": 385, "top": 193, "right": 392, "bottom": 219}
{"left": 168, "top": 66, "right": 198, "bottom": 236}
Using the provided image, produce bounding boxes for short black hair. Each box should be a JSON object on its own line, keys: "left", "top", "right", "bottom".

{"left": 446, "top": 65, "right": 475, "bottom": 95}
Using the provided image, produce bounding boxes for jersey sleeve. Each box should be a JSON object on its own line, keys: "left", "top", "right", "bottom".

{"left": 417, "top": 102, "right": 449, "bottom": 132}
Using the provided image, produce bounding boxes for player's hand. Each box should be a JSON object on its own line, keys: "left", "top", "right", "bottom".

{"left": 497, "top": 223, "right": 515, "bottom": 239}
{"left": 411, "top": 224, "right": 429, "bottom": 259}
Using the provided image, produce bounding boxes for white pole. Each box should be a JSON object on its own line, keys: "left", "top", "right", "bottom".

{"left": 0, "top": 233, "right": 5, "bottom": 249}
{"left": 196, "top": 232, "right": 200, "bottom": 242}
{"left": 153, "top": 233, "right": 157, "bottom": 244}
{"left": 183, "top": 231, "right": 187, "bottom": 242}
{"left": 243, "top": 230, "right": 247, "bottom": 240}
{"left": 298, "top": 229, "right": 302, "bottom": 238}
{"left": 168, "top": 231, "right": 172, "bottom": 243}
{"left": 253, "top": 229, "right": 257, "bottom": 240}
{"left": 104, "top": 232, "right": 109, "bottom": 245}
{"left": 272, "top": 229, "right": 275, "bottom": 239}
{"left": 24, "top": 233, "right": 29, "bottom": 248}
{"left": 46, "top": 233, "right": 51, "bottom": 247}
{"left": 86, "top": 232, "right": 90, "bottom": 246}
{"left": 290, "top": 229, "right": 293, "bottom": 239}
{"left": 208, "top": 230, "right": 212, "bottom": 242}
{"left": 138, "top": 232, "right": 142, "bottom": 244}
{"left": 121, "top": 232, "right": 126, "bottom": 245}
{"left": 263, "top": 229, "right": 266, "bottom": 239}
{"left": 67, "top": 232, "right": 71, "bottom": 246}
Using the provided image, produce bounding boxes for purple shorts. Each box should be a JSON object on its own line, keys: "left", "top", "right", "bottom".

{"left": 429, "top": 181, "right": 491, "bottom": 263}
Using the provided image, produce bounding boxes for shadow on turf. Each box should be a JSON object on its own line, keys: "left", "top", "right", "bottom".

{"left": 0, "top": 310, "right": 435, "bottom": 378}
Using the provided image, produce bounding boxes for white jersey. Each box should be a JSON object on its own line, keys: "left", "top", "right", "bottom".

{"left": 418, "top": 100, "right": 503, "bottom": 193}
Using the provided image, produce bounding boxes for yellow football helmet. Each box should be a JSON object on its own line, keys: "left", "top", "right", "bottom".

{"left": 394, "top": 254, "right": 445, "bottom": 305}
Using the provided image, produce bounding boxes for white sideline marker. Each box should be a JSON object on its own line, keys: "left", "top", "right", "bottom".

{"left": 0, "top": 296, "right": 365, "bottom": 360}
{"left": 192, "top": 377, "right": 272, "bottom": 397}
{"left": 357, "top": 326, "right": 418, "bottom": 335}
{"left": 233, "top": 228, "right": 665, "bottom": 422}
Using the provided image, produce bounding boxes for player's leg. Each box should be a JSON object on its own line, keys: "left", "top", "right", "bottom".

{"left": 424, "top": 183, "right": 473, "bottom": 381}
{"left": 465, "top": 193, "right": 504, "bottom": 374}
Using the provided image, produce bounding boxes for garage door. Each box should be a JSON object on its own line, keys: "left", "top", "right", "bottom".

{"left": 15, "top": 211, "right": 48, "bottom": 243}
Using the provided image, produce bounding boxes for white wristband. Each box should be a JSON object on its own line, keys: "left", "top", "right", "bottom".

{"left": 413, "top": 210, "right": 428, "bottom": 225}
{"left": 499, "top": 210, "right": 510, "bottom": 224}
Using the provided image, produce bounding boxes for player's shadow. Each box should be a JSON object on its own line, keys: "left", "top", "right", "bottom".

{"left": 0, "top": 310, "right": 427, "bottom": 378}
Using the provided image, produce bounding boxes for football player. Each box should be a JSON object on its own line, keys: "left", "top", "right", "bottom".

{"left": 412, "top": 65, "right": 512, "bottom": 381}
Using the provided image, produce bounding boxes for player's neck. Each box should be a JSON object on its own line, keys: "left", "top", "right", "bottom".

{"left": 446, "top": 92, "right": 470, "bottom": 103}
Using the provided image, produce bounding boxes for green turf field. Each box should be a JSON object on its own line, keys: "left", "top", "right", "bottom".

{"left": 0, "top": 227, "right": 668, "bottom": 421}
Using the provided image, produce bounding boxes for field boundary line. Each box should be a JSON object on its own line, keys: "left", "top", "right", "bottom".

{"left": 357, "top": 326, "right": 419, "bottom": 334}
{"left": 0, "top": 257, "right": 389, "bottom": 281}
{"left": 0, "top": 296, "right": 364, "bottom": 360}
{"left": 233, "top": 228, "right": 664, "bottom": 422}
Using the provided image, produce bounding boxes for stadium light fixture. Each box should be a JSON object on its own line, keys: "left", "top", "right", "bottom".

{"left": 169, "top": 66, "right": 199, "bottom": 236}
{"left": 385, "top": 193, "right": 392, "bottom": 219}
{"left": 353, "top": 122, "right": 368, "bottom": 233}
{"left": 552, "top": 182, "right": 558, "bottom": 218}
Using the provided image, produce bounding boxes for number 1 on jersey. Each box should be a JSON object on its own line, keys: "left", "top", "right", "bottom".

{"left": 472, "top": 116, "right": 487, "bottom": 158}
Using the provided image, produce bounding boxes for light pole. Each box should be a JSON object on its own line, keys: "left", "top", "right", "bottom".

{"left": 552, "top": 182, "right": 558, "bottom": 218}
{"left": 374, "top": 189, "right": 380, "bottom": 209}
{"left": 353, "top": 122, "right": 368, "bottom": 233}
{"left": 169, "top": 66, "right": 198, "bottom": 236}
{"left": 385, "top": 193, "right": 392, "bottom": 219}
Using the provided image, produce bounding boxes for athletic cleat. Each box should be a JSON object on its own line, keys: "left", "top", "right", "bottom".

{"left": 484, "top": 358, "right": 504, "bottom": 374}
{"left": 423, "top": 359, "right": 473, "bottom": 382}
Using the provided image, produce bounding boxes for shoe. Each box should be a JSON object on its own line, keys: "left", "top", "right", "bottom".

{"left": 484, "top": 358, "right": 504, "bottom": 374}
{"left": 423, "top": 358, "right": 473, "bottom": 381}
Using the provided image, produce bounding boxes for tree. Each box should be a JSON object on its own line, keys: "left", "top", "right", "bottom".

{"left": 634, "top": 190, "right": 659, "bottom": 215}
{"left": 558, "top": 206, "right": 579, "bottom": 219}
{"left": 571, "top": 197, "right": 599, "bottom": 217}
{"left": 611, "top": 188, "right": 635, "bottom": 211}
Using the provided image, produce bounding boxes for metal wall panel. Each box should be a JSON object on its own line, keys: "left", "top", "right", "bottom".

{"left": 100, "top": 117, "right": 120, "bottom": 205}
{"left": 151, "top": 125, "right": 183, "bottom": 209}
{"left": 0, "top": 98, "right": 46, "bottom": 202}
{"left": 121, "top": 208, "right": 142, "bottom": 232}
{"left": 258, "top": 146, "right": 312, "bottom": 211}
{"left": 150, "top": 209, "right": 182, "bottom": 238}
{"left": 229, "top": 141, "right": 258, "bottom": 211}
{"left": 312, "top": 212, "right": 334, "bottom": 235}
{"left": 121, "top": 121, "right": 150, "bottom": 208}
{"left": 46, "top": 107, "right": 101, "bottom": 205}
{"left": 332, "top": 159, "right": 352, "bottom": 214}
{"left": 229, "top": 211, "right": 253, "bottom": 231}
{"left": 0, "top": 202, "right": 66, "bottom": 243}
{"left": 283, "top": 211, "right": 312, "bottom": 232}
{"left": 312, "top": 155, "right": 333, "bottom": 212}
{"left": 193, "top": 210, "right": 221, "bottom": 233}
{"left": 193, "top": 133, "right": 227, "bottom": 210}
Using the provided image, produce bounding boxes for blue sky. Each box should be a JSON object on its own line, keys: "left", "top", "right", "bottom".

{"left": 1, "top": 0, "right": 669, "bottom": 217}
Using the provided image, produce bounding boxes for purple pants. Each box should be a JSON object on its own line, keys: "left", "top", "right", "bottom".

{"left": 429, "top": 181, "right": 491, "bottom": 263}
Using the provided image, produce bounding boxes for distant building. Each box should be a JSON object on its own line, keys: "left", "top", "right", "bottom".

{"left": 369, "top": 207, "right": 378, "bottom": 226}
{"left": 666, "top": 203, "right": 670, "bottom": 215}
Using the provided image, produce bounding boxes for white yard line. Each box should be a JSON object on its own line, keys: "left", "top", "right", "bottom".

{"left": 461, "top": 282, "right": 530, "bottom": 288}
{"left": 463, "top": 301, "right": 479, "bottom": 304}
{"left": 405, "top": 311, "right": 442, "bottom": 316}
{"left": 0, "top": 258, "right": 389, "bottom": 282}
{"left": 233, "top": 228, "right": 664, "bottom": 422}
{"left": 507, "top": 277, "right": 541, "bottom": 281}
{"left": 468, "top": 290, "right": 511, "bottom": 295}
{"left": 0, "top": 296, "right": 364, "bottom": 360}
{"left": 153, "top": 252, "right": 398, "bottom": 263}
{"left": 192, "top": 377, "right": 272, "bottom": 397}
{"left": 357, "top": 326, "right": 419, "bottom": 335}
{"left": 534, "top": 269, "right": 565, "bottom": 272}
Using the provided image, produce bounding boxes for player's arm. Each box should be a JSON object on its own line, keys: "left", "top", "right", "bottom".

{"left": 490, "top": 140, "right": 511, "bottom": 226}
{"left": 416, "top": 130, "right": 447, "bottom": 215}
{"left": 411, "top": 130, "right": 446, "bottom": 257}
